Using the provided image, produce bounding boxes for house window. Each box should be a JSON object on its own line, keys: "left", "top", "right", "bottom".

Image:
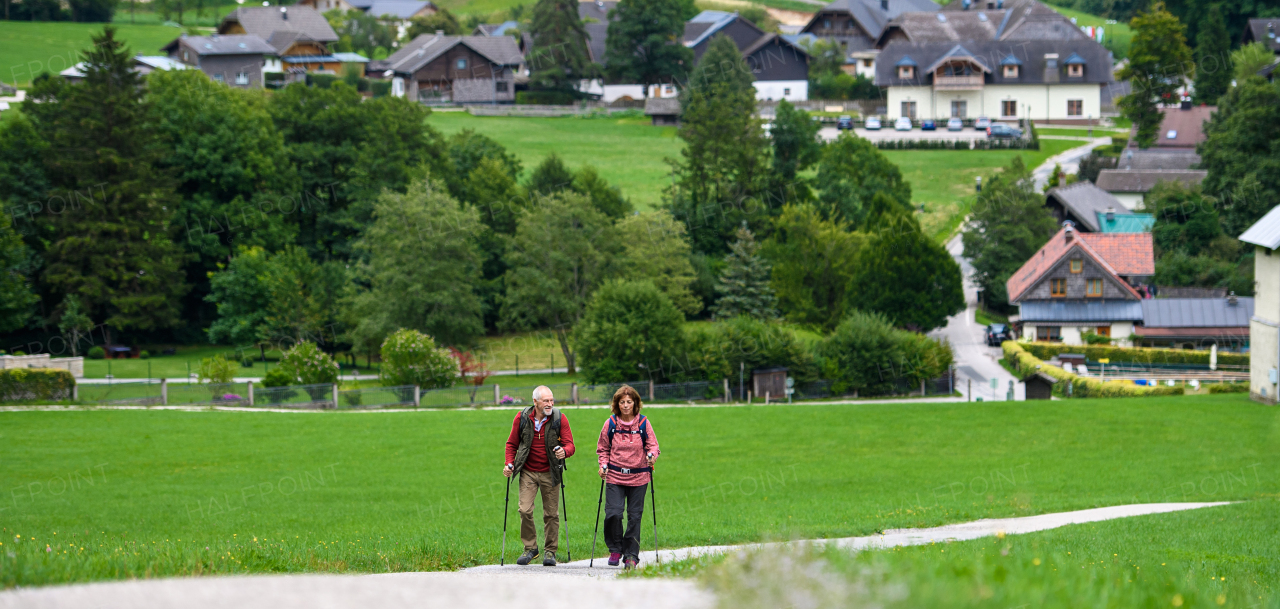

{"left": 1070, "top": 258, "right": 1082, "bottom": 273}
{"left": 1037, "top": 326, "right": 1062, "bottom": 342}
{"left": 1050, "top": 278, "right": 1067, "bottom": 297}
{"left": 901, "top": 101, "right": 916, "bottom": 118}
{"left": 1003, "top": 65, "right": 1018, "bottom": 78}
{"left": 823, "top": 18, "right": 831, "bottom": 28}
{"left": 495, "top": 81, "right": 508, "bottom": 92}
{"left": 183, "top": 50, "right": 189, "bottom": 62}
{"left": 1067, "top": 63, "right": 1083, "bottom": 77}
{"left": 1067, "top": 99, "right": 1083, "bottom": 116}
{"left": 1087, "top": 278, "right": 1103, "bottom": 297}
{"left": 456, "top": 58, "right": 468, "bottom": 70}
{"left": 863, "top": 59, "right": 873, "bottom": 67}
{"left": 898, "top": 65, "right": 914, "bottom": 79}
{"left": 212, "top": 73, "right": 224, "bottom": 83}
{"left": 950, "top": 100, "right": 966, "bottom": 118}
{"left": 783, "top": 87, "right": 791, "bottom": 96}
{"left": 235, "top": 71, "right": 249, "bottom": 85}
{"left": 1096, "top": 325, "right": 1111, "bottom": 337}
{"left": 1001, "top": 100, "right": 1017, "bottom": 117}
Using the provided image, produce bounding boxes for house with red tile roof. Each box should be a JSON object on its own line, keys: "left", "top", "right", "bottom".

{"left": 1006, "top": 223, "right": 1153, "bottom": 346}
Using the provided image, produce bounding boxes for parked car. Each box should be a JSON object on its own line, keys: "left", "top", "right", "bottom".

{"left": 987, "top": 123, "right": 1023, "bottom": 139}
{"left": 894, "top": 117, "right": 913, "bottom": 131}
{"left": 985, "top": 323, "right": 1011, "bottom": 346}
{"left": 974, "top": 116, "right": 991, "bottom": 131}
{"left": 836, "top": 115, "right": 854, "bottom": 130}
{"left": 947, "top": 117, "right": 964, "bottom": 131}
{"left": 921, "top": 119, "right": 936, "bottom": 131}
{"left": 864, "top": 116, "right": 882, "bottom": 130}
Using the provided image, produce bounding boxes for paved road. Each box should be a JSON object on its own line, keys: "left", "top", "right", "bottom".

{"left": 1032, "top": 136, "right": 1112, "bottom": 190}
{"left": 0, "top": 503, "right": 1230, "bottom": 609}
{"left": 932, "top": 235, "right": 1025, "bottom": 401}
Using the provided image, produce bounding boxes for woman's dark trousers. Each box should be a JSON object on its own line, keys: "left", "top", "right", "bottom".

{"left": 604, "top": 483, "right": 647, "bottom": 559}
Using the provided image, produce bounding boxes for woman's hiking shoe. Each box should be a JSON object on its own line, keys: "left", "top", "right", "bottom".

{"left": 608, "top": 553, "right": 621, "bottom": 566}
{"left": 623, "top": 556, "right": 639, "bottom": 570}
{"left": 542, "top": 551, "right": 557, "bottom": 567}
{"left": 516, "top": 549, "right": 539, "bottom": 566}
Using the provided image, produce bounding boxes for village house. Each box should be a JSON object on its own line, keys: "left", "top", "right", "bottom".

{"left": 217, "top": 6, "right": 342, "bottom": 82}
{"left": 162, "top": 35, "right": 274, "bottom": 88}
{"left": 799, "top": 0, "right": 940, "bottom": 78}
{"left": 367, "top": 32, "right": 523, "bottom": 103}
{"left": 684, "top": 10, "right": 812, "bottom": 101}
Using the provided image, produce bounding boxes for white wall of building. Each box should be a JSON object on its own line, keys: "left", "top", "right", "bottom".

{"left": 1021, "top": 321, "right": 1135, "bottom": 347}
{"left": 576, "top": 81, "right": 678, "bottom": 102}
{"left": 1251, "top": 246, "right": 1279, "bottom": 402}
{"left": 886, "top": 83, "right": 1102, "bottom": 121}
{"left": 753, "top": 80, "right": 807, "bottom": 101}
{"left": 1112, "top": 193, "right": 1144, "bottom": 210}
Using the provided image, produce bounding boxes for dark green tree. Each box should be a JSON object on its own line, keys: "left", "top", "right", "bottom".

{"left": 573, "top": 279, "right": 687, "bottom": 383}
{"left": 573, "top": 165, "right": 632, "bottom": 219}
{"left": 961, "top": 157, "right": 1058, "bottom": 309}
{"left": 447, "top": 128, "right": 522, "bottom": 201}
{"left": 815, "top": 133, "right": 913, "bottom": 228}
{"left": 819, "top": 309, "right": 953, "bottom": 396}
{"left": 326, "top": 8, "right": 396, "bottom": 57}
{"left": 769, "top": 100, "right": 821, "bottom": 186}
{"left": 1118, "top": 2, "right": 1194, "bottom": 148}
{"left": 0, "top": 211, "right": 36, "bottom": 333}
{"left": 615, "top": 210, "right": 700, "bottom": 316}
{"left": 1199, "top": 76, "right": 1280, "bottom": 236}
{"left": 68, "top": 0, "right": 116, "bottom": 21}
{"left": 604, "top": 0, "right": 694, "bottom": 90}
{"left": 23, "top": 27, "right": 189, "bottom": 342}
{"left": 501, "top": 192, "right": 617, "bottom": 373}
{"left": 206, "top": 246, "right": 273, "bottom": 355}
{"left": 1232, "top": 42, "right": 1276, "bottom": 83}
{"left": 762, "top": 204, "right": 863, "bottom": 330}
{"left": 1145, "top": 181, "right": 1252, "bottom": 294}
{"left": 527, "top": 153, "right": 576, "bottom": 196}
{"left": 1076, "top": 151, "right": 1116, "bottom": 184}
{"left": 526, "top": 0, "right": 597, "bottom": 93}
{"left": 258, "top": 246, "right": 346, "bottom": 348}
{"left": 1191, "top": 7, "right": 1230, "bottom": 105}
{"left": 711, "top": 225, "right": 778, "bottom": 319}
{"left": 406, "top": 7, "right": 463, "bottom": 36}
{"left": 667, "top": 34, "right": 770, "bottom": 254}
{"left": 849, "top": 219, "right": 964, "bottom": 331}
{"left": 56, "top": 295, "right": 94, "bottom": 357}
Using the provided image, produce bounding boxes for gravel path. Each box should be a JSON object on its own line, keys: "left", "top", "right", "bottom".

{"left": 0, "top": 502, "right": 1229, "bottom": 609}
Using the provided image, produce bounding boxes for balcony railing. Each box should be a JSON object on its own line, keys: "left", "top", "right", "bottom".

{"left": 934, "top": 75, "right": 984, "bottom": 90}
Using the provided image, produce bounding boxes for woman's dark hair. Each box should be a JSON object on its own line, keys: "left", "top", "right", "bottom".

{"left": 610, "top": 384, "right": 643, "bottom": 417}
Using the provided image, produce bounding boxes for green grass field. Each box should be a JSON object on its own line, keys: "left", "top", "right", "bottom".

{"left": 649, "top": 500, "right": 1278, "bottom": 609}
{"left": 0, "top": 21, "right": 183, "bottom": 86}
{"left": 1045, "top": 3, "right": 1132, "bottom": 59}
{"left": 1, "top": 394, "right": 1275, "bottom": 589}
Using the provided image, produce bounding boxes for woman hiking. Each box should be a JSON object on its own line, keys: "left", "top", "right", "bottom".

{"left": 596, "top": 384, "right": 660, "bottom": 569}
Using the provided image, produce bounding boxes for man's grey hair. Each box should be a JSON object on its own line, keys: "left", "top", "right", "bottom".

{"left": 532, "top": 385, "right": 553, "bottom": 401}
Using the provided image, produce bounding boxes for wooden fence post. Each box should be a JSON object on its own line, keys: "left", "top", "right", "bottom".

{"left": 648, "top": 379, "right": 654, "bottom": 401}
{"left": 331, "top": 383, "right": 338, "bottom": 409}
{"left": 247, "top": 381, "right": 254, "bottom": 407}
{"left": 160, "top": 378, "right": 167, "bottom": 406}
{"left": 494, "top": 384, "right": 500, "bottom": 406}
{"left": 572, "top": 382, "right": 578, "bottom": 405}
{"left": 414, "top": 385, "right": 421, "bottom": 408}
{"left": 72, "top": 382, "right": 78, "bottom": 402}
{"left": 723, "top": 378, "right": 729, "bottom": 403}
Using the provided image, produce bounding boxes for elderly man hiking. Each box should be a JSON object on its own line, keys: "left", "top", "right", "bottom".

{"left": 504, "top": 385, "right": 575, "bottom": 566}
{"left": 596, "top": 384, "right": 660, "bottom": 570}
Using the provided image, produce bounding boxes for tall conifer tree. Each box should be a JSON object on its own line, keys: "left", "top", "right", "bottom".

{"left": 712, "top": 226, "right": 778, "bottom": 320}
{"left": 527, "top": 0, "right": 597, "bottom": 93}
{"left": 1192, "top": 7, "right": 1231, "bottom": 105}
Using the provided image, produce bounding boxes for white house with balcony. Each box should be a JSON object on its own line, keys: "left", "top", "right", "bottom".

{"left": 874, "top": 38, "right": 1111, "bottom": 122}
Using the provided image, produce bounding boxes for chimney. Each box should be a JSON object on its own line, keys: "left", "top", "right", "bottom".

{"left": 280, "top": 6, "right": 288, "bottom": 19}
{"left": 1063, "top": 222, "right": 1075, "bottom": 242}
{"left": 1105, "top": 207, "right": 1115, "bottom": 222}
{"left": 1228, "top": 291, "right": 1238, "bottom": 306}
{"left": 436, "top": 29, "right": 445, "bottom": 36}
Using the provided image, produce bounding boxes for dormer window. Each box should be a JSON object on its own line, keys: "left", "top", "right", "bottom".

{"left": 1067, "top": 63, "right": 1083, "bottom": 77}
{"left": 898, "top": 65, "right": 914, "bottom": 78}
{"left": 1003, "top": 65, "right": 1018, "bottom": 78}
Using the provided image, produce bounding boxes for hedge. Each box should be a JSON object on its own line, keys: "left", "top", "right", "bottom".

{"left": 515, "top": 90, "right": 578, "bottom": 105}
{"left": 1003, "top": 342, "right": 1183, "bottom": 398}
{"left": 0, "top": 368, "right": 75, "bottom": 402}
{"left": 1019, "top": 342, "right": 1248, "bottom": 366}
{"left": 873, "top": 138, "right": 1039, "bottom": 151}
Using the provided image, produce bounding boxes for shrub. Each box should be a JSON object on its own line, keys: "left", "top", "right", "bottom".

{"left": 0, "top": 369, "right": 75, "bottom": 402}
{"left": 13, "top": 351, "right": 26, "bottom": 356}
{"left": 240, "top": 357, "right": 254, "bottom": 368}
{"left": 516, "top": 90, "right": 578, "bottom": 105}
{"left": 684, "top": 316, "right": 819, "bottom": 386}
{"left": 87, "top": 346, "right": 105, "bottom": 360}
{"left": 574, "top": 280, "right": 687, "bottom": 384}
{"left": 370, "top": 80, "right": 391, "bottom": 98}
{"left": 279, "top": 342, "right": 340, "bottom": 386}
{"left": 139, "top": 350, "right": 150, "bottom": 359}
{"left": 1208, "top": 382, "right": 1249, "bottom": 394}
{"left": 379, "top": 329, "right": 456, "bottom": 389}
{"left": 818, "top": 310, "right": 953, "bottom": 397}
{"left": 261, "top": 367, "right": 294, "bottom": 387}
{"left": 1003, "top": 342, "right": 1183, "bottom": 398}
{"left": 197, "top": 356, "right": 237, "bottom": 384}
{"left": 1020, "top": 342, "right": 1248, "bottom": 366}
{"left": 1081, "top": 331, "right": 1113, "bottom": 345}
{"left": 306, "top": 73, "right": 341, "bottom": 89}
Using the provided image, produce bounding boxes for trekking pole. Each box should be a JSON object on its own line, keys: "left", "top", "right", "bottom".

{"left": 589, "top": 476, "right": 604, "bottom": 567}
{"left": 650, "top": 467, "right": 659, "bottom": 565}
{"left": 501, "top": 471, "right": 512, "bottom": 566}
{"left": 559, "top": 461, "right": 571, "bottom": 562}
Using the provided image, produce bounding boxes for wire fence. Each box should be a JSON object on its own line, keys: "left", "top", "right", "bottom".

{"left": 77, "top": 380, "right": 162, "bottom": 405}
{"left": 254, "top": 383, "right": 334, "bottom": 409}
{"left": 337, "top": 385, "right": 415, "bottom": 409}
{"left": 168, "top": 382, "right": 251, "bottom": 406}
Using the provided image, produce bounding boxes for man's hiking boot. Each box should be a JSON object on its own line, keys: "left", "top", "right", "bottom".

{"left": 542, "top": 551, "right": 557, "bottom": 566}
{"left": 608, "top": 552, "right": 621, "bottom": 567}
{"left": 623, "top": 556, "right": 638, "bottom": 570}
{"left": 516, "top": 549, "right": 539, "bottom": 566}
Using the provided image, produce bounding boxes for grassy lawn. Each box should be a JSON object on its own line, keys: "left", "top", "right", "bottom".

{"left": 1045, "top": 3, "right": 1132, "bottom": 59}
{"left": 648, "top": 500, "right": 1278, "bottom": 609}
{"left": 899, "top": 138, "right": 1079, "bottom": 242}
{"left": 425, "top": 111, "right": 681, "bottom": 210}
{"left": 110, "top": 3, "right": 239, "bottom": 27}
{"left": 0, "top": 21, "right": 183, "bottom": 86}
{"left": 974, "top": 307, "right": 1009, "bottom": 326}
{"left": 1, "top": 394, "right": 1275, "bottom": 588}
